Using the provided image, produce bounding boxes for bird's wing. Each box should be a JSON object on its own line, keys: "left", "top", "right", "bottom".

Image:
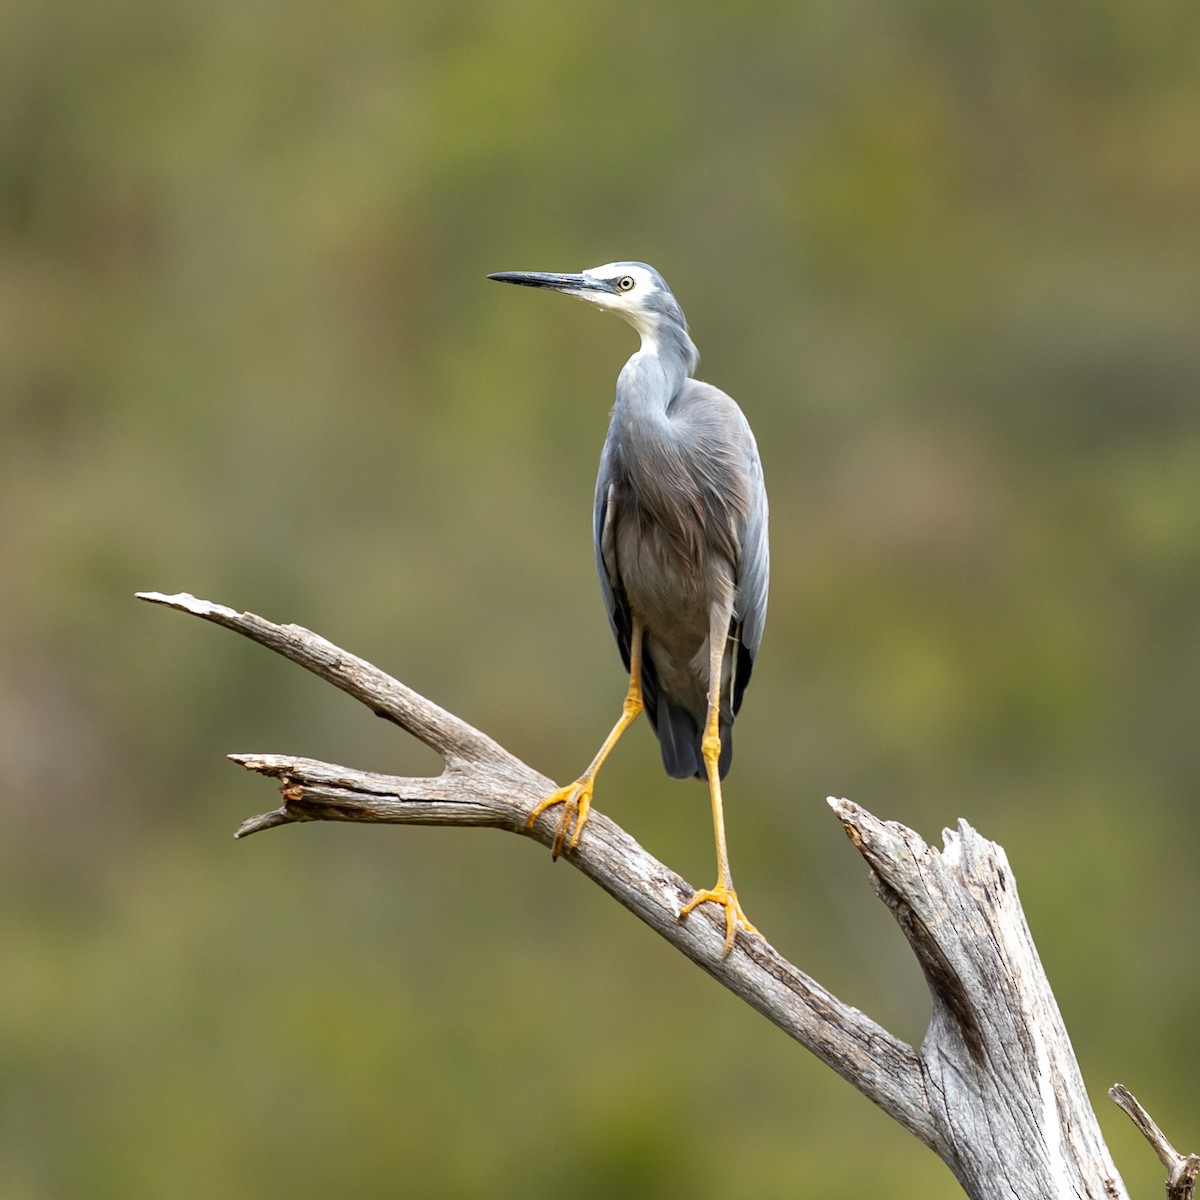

{"left": 672, "top": 378, "right": 770, "bottom": 717}
{"left": 731, "top": 421, "right": 769, "bottom": 716}
{"left": 595, "top": 432, "right": 670, "bottom": 757}
{"left": 594, "top": 442, "right": 632, "bottom": 673}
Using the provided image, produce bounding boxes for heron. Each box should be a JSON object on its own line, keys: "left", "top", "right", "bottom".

{"left": 488, "top": 261, "right": 768, "bottom": 957}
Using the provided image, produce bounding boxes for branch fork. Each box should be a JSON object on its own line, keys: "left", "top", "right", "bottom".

{"left": 140, "top": 590, "right": 1186, "bottom": 1199}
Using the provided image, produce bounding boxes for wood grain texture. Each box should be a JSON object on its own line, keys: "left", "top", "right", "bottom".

{"left": 139, "top": 590, "right": 1142, "bottom": 1199}
{"left": 1110, "top": 1085, "right": 1198, "bottom": 1200}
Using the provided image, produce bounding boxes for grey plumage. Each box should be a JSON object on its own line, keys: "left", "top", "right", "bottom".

{"left": 596, "top": 348, "right": 767, "bottom": 781}
{"left": 488, "top": 259, "right": 768, "bottom": 954}
{"left": 490, "top": 261, "right": 768, "bottom": 780}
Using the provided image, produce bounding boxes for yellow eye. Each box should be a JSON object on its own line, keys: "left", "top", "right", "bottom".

{"left": 617, "top": 276, "right": 635, "bottom": 292}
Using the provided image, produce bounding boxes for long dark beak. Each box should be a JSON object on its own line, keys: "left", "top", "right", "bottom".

{"left": 487, "top": 271, "right": 615, "bottom": 295}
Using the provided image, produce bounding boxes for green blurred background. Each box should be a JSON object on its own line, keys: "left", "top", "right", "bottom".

{"left": 3, "top": 0, "right": 1198, "bottom": 1195}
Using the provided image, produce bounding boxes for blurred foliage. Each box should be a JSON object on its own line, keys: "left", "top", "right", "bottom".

{"left": 2, "top": 0, "right": 1199, "bottom": 1195}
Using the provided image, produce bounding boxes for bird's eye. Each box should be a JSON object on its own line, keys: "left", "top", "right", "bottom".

{"left": 617, "top": 276, "right": 636, "bottom": 292}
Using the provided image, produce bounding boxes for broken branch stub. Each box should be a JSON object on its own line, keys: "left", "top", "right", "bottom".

{"left": 139, "top": 590, "right": 1145, "bottom": 1200}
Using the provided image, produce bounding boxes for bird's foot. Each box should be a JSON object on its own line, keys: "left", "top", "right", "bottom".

{"left": 525, "top": 778, "right": 594, "bottom": 859}
{"left": 678, "top": 884, "right": 758, "bottom": 959}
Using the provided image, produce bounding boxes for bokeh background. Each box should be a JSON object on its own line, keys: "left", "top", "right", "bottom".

{"left": 3, "top": 0, "right": 1198, "bottom": 1196}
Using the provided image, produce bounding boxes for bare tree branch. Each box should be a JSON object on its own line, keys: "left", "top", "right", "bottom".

{"left": 140, "top": 590, "right": 1150, "bottom": 1199}
{"left": 139, "top": 593, "right": 931, "bottom": 1141}
{"left": 834, "top": 800, "right": 1128, "bottom": 1198}
{"left": 1110, "top": 1085, "right": 1198, "bottom": 1200}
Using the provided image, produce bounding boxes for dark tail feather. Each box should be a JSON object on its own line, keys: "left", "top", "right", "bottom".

{"left": 642, "top": 655, "right": 734, "bottom": 781}
{"left": 653, "top": 705, "right": 735, "bottom": 782}
{"left": 655, "top": 700, "right": 701, "bottom": 779}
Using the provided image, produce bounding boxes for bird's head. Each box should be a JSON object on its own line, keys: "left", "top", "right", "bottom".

{"left": 488, "top": 261, "right": 686, "bottom": 343}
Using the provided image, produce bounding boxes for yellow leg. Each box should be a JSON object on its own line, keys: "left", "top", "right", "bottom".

{"left": 527, "top": 623, "right": 644, "bottom": 858}
{"left": 677, "top": 611, "right": 759, "bottom": 958}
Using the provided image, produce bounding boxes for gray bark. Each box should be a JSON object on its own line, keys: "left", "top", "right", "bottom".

{"left": 1110, "top": 1086, "right": 1198, "bottom": 1200}
{"left": 139, "top": 590, "right": 1187, "bottom": 1199}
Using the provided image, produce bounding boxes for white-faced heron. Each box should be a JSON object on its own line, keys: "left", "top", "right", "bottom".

{"left": 488, "top": 261, "right": 769, "bottom": 956}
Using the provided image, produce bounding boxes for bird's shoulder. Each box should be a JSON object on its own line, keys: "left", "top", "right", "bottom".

{"left": 670, "top": 376, "right": 741, "bottom": 416}
{"left": 663, "top": 378, "right": 760, "bottom": 479}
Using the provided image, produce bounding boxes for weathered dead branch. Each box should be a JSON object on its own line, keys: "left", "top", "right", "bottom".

{"left": 140, "top": 589, "right": 1167, "bottom": 1199}
{"left": 1110, "top": 1085, "right": 1197, "bottom": 1200}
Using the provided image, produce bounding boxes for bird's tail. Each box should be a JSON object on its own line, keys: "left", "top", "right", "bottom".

{"left": 654, "top": 701, "right": 733, "bottom": 781}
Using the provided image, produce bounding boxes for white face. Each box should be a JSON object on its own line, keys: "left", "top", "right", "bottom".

{"left": 576, "top": 262, "right": 658, "bottom": 329}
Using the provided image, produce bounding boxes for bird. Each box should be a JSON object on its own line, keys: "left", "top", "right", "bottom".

{"left": 488, "top": 261, "right": 768, "bottom": 957}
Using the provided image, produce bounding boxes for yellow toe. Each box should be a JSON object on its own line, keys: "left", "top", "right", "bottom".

{"left": 678, "top": 884, "right": 758, "bottom": 958}
{"left": 527, "top": 779, "right": 594, "bottom": 858}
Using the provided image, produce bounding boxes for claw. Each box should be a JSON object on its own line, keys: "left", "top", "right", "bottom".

{"left": 526, "top": 779, "right": 594, "bottom": 858}
{"left": 678, "top": 884, "right": 758, "bottom": 958}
